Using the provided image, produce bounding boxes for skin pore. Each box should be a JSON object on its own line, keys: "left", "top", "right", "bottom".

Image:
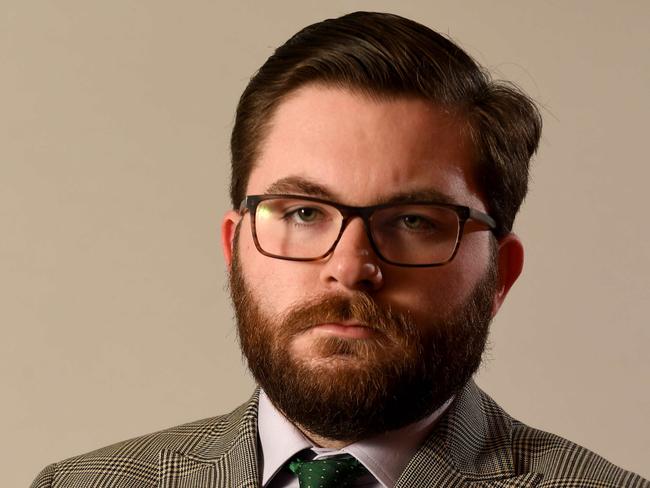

{"left": 222, "top": 85, "right": 523, "bottom": 448}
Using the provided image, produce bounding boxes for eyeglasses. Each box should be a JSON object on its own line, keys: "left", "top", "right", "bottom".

{"left": 239, "top": 194, "right": 497, "bottom": 267}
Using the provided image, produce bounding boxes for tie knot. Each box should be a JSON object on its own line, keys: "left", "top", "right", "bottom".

{"left": 288, "top": 453, "right": 367, "bottom": 488}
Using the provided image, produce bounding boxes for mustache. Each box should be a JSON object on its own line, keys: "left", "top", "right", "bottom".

{"left": 276, "top": 293, "right": 418, "bottom": 340}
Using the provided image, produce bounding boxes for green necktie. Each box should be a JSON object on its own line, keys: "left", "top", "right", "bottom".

{"left": 288, "top": 453, "right": 367, "bottom": 488}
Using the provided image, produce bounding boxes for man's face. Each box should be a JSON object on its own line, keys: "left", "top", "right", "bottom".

{"left": 223, "top": 85, "right": 507, "bottom": 441}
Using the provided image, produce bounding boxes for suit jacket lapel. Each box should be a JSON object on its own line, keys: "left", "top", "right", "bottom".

{"left": 396, "top": 380, "right": 543, "bottom": 487}
{"left": 157, "top": 382, "right": 544, "bottom": 487}
{"left": 158, "top": 391, "right": 261, "bottom": 488}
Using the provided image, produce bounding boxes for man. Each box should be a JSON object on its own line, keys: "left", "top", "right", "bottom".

{"left": 31, "top": 11, "right": 648, "bottom": 488}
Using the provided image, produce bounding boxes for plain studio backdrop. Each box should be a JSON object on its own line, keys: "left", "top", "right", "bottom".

{"left": 2, "top": 1, "right": 649, "bottom": 485}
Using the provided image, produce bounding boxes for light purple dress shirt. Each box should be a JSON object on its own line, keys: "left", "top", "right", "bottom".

{"left": 258, "top": 390, "right": 453, "bottom": 488}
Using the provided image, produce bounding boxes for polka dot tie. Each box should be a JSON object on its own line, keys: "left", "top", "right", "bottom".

{"left": 288, "top": 454, "right": 367, "bottom": 488}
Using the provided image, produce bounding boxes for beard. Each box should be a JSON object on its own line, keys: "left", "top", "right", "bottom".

{"left": 229, "top": 243, "right": 497, "bottom": 443}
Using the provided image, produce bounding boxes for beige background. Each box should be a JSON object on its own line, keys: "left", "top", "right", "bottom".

{"left": 2, "top": 1, "right": 649, "bottom": 485}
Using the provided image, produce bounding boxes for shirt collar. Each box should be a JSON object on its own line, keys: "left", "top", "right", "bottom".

{"left": 258, "top": 390, "right": 453, "bottom": 487}
{"left": 258, "top": 390, "right": 312, "bottom": 485}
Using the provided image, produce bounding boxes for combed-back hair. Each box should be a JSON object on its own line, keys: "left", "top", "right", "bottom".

{"left": 230, "top": 11, "right": 542, "bottom": 236}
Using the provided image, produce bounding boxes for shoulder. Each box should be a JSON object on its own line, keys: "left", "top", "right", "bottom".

{"left": 507, "top": 407, "right": 648, "bottom": 486}
{"left": 512, "top": 420, "right": 650, "bottom": 487}
{"left": 30, "top": 397, "right": 257, "bottom": 488}
{"left": 438, "top": 382, "right": 648, "bottom": 487}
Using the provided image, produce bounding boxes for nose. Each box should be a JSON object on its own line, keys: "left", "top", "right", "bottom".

{"left": 319, "top": 218, "right": 384, "bottom": 292}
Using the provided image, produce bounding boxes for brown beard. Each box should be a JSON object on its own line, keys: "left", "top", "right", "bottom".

{"left": 229, "top": 243, "right": 497, "bottom": 442}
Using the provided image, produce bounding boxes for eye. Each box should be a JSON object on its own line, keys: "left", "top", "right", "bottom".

{"left": 295, "top": 207, "right": 319, "bottom": 222}
{"left": 400, "top": 215, "right": 435, "bottom": 230}
{"left": 284, "top": 206, "right": 324, "bottom": 224}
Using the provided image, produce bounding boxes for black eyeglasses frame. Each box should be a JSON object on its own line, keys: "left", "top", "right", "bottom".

{"left": 239, "top": 194, "right": 497, "bottom": 268}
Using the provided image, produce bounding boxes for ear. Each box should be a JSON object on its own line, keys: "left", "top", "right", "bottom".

{"left": 491, "top": 232, "right": 524, "bottom": 317}
{"left": 221, "top": 210, "right": 241, "bottom": 271}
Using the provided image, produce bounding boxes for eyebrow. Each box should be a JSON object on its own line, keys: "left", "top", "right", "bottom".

{"left": 374, "top": 189, "right": 456, "bottom": 206}
{"left": 264, "top": 176, "right": 457, "bottom": 206}
{"left": 265, "top": 176, "right": 336, "bottom": 199}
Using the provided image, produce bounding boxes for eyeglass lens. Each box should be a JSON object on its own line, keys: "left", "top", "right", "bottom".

{"left": 253, "top": 197, "right": 461, "bottom": 265}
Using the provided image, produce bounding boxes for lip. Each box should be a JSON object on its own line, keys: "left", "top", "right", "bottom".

{"left": 312, "top": 321, "right": 376, "bottom": 339}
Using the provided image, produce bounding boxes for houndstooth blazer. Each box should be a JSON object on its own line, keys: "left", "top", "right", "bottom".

{"left": 31, "top": 380, "right": 649, "bottom": 487}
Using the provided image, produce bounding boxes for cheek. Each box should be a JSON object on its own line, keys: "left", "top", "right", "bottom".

{"left": 381, "top": 268, "right": 467, "bottom": 320}
{"left": 380, "top": 241, "right": 491, "bottom": 320}
{"left": 238, "top": 231, "right": 318, "bottom": 316}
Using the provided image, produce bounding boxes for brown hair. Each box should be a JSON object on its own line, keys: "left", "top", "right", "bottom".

{"left": 230, "top": 11, "right": 542, "bottom": 236}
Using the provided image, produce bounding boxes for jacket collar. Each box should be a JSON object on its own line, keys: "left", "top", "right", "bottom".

{"left": 156, "top": 382, "right": 543, "bottom": 488}
{"left": 396, "top": 380, "right": 543, "bottom": 487}
{"left": 157, "top": 391, "right": 261, "bottom": 488}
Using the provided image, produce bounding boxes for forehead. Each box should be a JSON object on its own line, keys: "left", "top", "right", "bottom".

{"left": 247, "top": 85, "right": 484, "bottom": 209}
